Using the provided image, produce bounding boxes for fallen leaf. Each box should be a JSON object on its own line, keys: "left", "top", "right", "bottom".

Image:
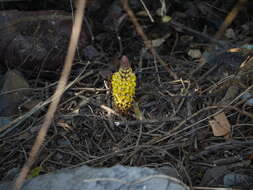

{"left": 28, "top": 166, "right": 42, "bottom": 179}
{"left": 209, "top": 112, "right": 231, "bottom": 139}
{"left": 147, "top": 33, "right": 171, "bottom": 48}
{"left": 162, "top": 15, "right": 172, "bottom": 23}
{"left": 248, "top": 154, "right": 253, "bottom": 160}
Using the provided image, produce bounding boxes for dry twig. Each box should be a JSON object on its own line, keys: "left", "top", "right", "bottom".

{"left": 13, "top": 0, "right": 87, "bottom": 189}
{"left": 121, "top": 0, "right": 178, "bottom": 80}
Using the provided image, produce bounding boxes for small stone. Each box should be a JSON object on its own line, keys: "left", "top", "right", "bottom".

{"left": 225, "top": 28, "right": 236, "bottom": 39}
{"left": 188, "top": 49, "right": 202, "bottom": 59}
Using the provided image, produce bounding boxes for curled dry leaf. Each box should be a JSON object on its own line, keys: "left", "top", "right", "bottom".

{"left": 209, "top": 112, "right": 231, "bottom": 139}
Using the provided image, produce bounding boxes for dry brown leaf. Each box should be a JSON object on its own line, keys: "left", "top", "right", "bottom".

{"left": 209, "top": 112, "right": 231, "bottom": 139}
{"left": 146, "top": 33, "right": 171, "bottom": 48}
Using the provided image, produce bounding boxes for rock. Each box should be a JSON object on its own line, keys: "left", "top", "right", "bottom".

{"left": 1, "top": 168, "right": 20, "bottom": 182}
{"left": 224, "top": 173, "right": 253, "bottom": 187}
{"left": 0, "top": 165, "right": 188, "bottom": 190}
{"left": 225, "top": 28, "right": 236, "bottom": 39}
{"left": 0, "top": 70, "right": 31, "bottom": 116}
{"left": 0, "top": 10, "right": 90, "bottom": 73}
{"left": 187, "top": 49, "right": 202, "bottom": 59}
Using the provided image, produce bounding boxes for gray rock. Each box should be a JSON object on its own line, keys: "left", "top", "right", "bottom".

{"left": 224, "top": 173, "right": 253, "bottom": 187}
{"left": 0, "top": 165, "right": 188, "bottom": 190}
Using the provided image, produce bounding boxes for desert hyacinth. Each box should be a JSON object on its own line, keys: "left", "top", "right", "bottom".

{"left": 111, "top": 56, "right": 136, "bottom": 113}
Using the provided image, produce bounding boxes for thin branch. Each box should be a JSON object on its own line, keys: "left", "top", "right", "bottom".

{"left": 121, "top": 0, "right": 178, "bottom": 80}
{"left": 13, "top": 0, "right": 87, "bottom": 189}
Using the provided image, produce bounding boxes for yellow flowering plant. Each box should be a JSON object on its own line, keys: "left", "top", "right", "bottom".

{"left": 111, "top": 56, "right": 136, "bottom": 113}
